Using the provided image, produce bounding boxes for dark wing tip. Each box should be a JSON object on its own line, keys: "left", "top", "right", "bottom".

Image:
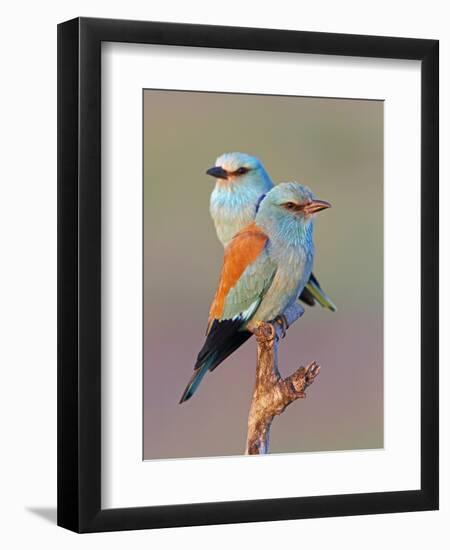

{"left": 299, "top": 286, "right": 316, "bottom": 307}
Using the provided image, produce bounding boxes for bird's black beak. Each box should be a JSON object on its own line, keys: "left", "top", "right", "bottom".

{"left": 206, "top": 166, "right": 228, "bottom": 180}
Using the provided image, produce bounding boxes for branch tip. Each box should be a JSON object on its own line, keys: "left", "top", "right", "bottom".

{"left": 246, "top": 321, "right": 322, "bottom": 455}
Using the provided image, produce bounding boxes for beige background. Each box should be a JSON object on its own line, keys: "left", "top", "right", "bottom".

{"left": 143, "top": 90, "right": 383, "bottom": 459}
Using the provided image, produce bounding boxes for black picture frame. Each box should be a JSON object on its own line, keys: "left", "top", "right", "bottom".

{"left": 57, "top": 17, "right": 439, "bottom": 533}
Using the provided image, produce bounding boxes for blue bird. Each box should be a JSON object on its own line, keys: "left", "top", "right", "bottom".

{"left": 180, "top": 182, "right": 331, "bottom": 403}
{"left": 206, "top": 152, "right": 336, "bottom": 311}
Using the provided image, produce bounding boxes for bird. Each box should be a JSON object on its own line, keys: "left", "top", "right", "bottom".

{"left": 180, "top": 182, "right": 331, "bottom": 403}
{"left": 206, "top": 152, "right": 336, "bottom": 311}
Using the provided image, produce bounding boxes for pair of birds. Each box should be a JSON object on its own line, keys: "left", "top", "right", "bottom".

{"left": 179, "top": 152, "right": 335, "bottom": 403}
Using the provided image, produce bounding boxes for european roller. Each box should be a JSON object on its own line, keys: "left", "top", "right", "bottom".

{"left": 206, "top": 152, "right": 336, "bottom": 311}
{"left": 180, "top": 182, "right": 331, "bottom": 403}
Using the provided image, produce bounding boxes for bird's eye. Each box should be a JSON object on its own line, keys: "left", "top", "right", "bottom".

{"left": 235, "top": 167, "right": 249, "bottom": 175}
{"left": 285, "top": 202, "right": 296, "bottom": 210}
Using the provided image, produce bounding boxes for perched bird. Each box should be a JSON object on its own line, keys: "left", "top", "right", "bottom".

{"left": 206, "top": 152, "right": 336, "bottom": 311}
{"left": 180, "top": 182, "right": 331, "bottom": 403}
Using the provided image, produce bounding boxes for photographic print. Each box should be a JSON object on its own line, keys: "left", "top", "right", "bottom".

{"left": 143, "top": 90, "right": 383, "bottom": 460}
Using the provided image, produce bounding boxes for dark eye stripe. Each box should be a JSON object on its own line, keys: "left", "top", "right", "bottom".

{"left": 282, "top": 202, "right": 304, "bottom": 211}
{"left": 233, "top": 167, "right": 250, "bottom": 175}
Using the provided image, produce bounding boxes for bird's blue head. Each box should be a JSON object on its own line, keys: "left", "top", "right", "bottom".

{"left": 206, "top": 152, "right": 273, "bottom": 193}
{"left": 255, "top": 182, "right": 331, "bottom": 247}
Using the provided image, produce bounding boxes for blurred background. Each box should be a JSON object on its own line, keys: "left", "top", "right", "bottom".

{"left": 143, "top": 90, "right": 383, "bottom": 459}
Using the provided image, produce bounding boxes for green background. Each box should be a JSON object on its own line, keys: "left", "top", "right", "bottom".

{"left": 143, "top": 90, "right": 383, "bottom": 459}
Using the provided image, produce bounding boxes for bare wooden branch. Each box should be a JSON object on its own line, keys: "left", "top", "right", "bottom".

{"left": 245, "top": 321, "right": 321, "bottom": 455}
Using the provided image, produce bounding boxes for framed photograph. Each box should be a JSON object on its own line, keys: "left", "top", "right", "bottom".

{"left": 57, "top": 17, "right": 439, "bottom": 532}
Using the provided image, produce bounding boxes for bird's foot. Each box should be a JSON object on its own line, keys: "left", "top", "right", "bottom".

{"left": 273, "top": 314, "right": 289, "bottom": 339}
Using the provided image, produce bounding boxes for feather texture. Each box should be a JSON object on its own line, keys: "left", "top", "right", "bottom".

{"left": 208, "top": 223, "right": 272, "bottom": 329}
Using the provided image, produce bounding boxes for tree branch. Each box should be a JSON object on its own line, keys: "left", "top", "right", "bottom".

{"left": 245, "top": 320, "right": 321, "bottom": 455}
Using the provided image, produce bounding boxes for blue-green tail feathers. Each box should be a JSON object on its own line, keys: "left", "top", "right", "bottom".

{"left": 179, "top": 359, "right": 214, "bottom": 403}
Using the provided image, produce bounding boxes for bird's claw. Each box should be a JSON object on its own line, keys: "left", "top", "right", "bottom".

{"left": 273, "top": 314, "right": 289, "bottom": 339}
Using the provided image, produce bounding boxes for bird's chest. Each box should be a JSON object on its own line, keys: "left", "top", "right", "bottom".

{"left": 270, "top": 242, "right": 312, "bottom": 292}
{"left": 210, "top": 192, "right": 258, "bottom": 246}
